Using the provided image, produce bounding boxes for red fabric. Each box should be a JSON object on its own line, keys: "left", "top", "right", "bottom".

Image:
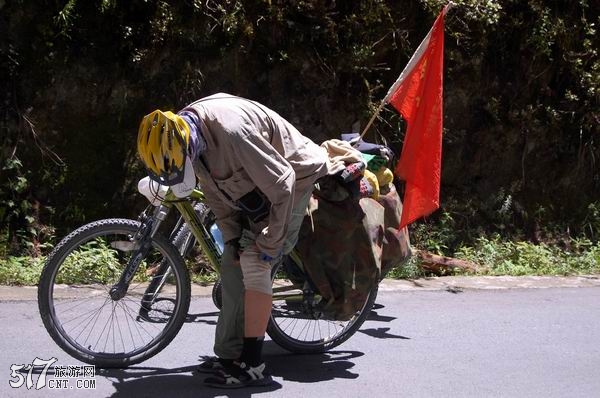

{"left": 389, "top": 9, "right": 445, "bottom": 228}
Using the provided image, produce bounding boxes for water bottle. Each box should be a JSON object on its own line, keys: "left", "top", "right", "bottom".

{"left": 209, "top": 223, "right": 224, "bottom": 254}
{"left": 137, "top": 176, "right": 168, "bottom": 206}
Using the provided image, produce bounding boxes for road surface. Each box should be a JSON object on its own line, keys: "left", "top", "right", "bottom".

{"left": 2, "top": 285, "right": 599, "bottom": 397}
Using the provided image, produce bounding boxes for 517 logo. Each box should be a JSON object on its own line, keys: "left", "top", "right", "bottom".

{"left": 9, "top": 357, "right": 96, "bottom": 390}
{"left": 9, "top": 357, "right": 57, "bottom": 390}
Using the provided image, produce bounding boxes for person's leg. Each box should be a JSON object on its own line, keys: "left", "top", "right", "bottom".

{"left": 213, "top": 242, "right": 245, "bottom": 361}
{"left": 204, "top": 245, "right": 273, "bottom": 388}
{"left": 235, "top": 188, "right": 312, "bottom": 367}
{"left": 205, "top": 188, "right": 313, "bottom": 387}
{"left": 238, "top": 246, "right": 272, "bottom": 366}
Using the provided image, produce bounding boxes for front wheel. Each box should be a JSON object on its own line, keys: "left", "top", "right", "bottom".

{"left": 266, "top": 259, "right": 378, "bottom": 353}
{"left": 38, "top": 218, "right": 191, "bottom": 368}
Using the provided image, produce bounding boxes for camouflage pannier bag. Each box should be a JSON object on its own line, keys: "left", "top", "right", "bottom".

{"left": 294, "top": 176, "right": 412, "bottom": 321}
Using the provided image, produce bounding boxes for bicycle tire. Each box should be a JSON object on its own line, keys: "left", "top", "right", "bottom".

{"left": 266, "top": 260, "right": 378, "bottom": 354}
{"left": 38, "top": 218, "right": 191, "bottom": 368}
{"left": 211, "top": 279, "right": 223, "bottom": 310}
{"left": 171, "top": 219, "right": 197, "bottom": 257}
{"left": 140, "top": 218, "right": 197, "bottom": 312}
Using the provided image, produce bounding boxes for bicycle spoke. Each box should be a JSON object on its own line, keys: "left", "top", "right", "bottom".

{"left": 82, "top": 299, "right": 111, "bottom": 348}
{"left": 66, "top": 297, "right": 111, "bottom": 341}
{"left": 59, "top": 297, "right": 111, "bottom": 327}
{"left": 92, "top": 303, "right": 115, "bottom": 352}
{"left": 54, "top": 294, "right": 106, "bottom": 312}
{"left": 114, "top": 305, "right": 126, "bottom": 353}
{"left": 118, "top": 300, "right": 149, "bottom": 347}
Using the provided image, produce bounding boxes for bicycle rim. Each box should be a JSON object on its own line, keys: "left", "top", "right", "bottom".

{"left": 38, "top": 219, "right": 190, "bottom": 368}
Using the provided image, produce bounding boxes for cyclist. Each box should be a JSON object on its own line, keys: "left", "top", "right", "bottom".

{"left": 137, "top": 93, "right": 333, "bottom": 388}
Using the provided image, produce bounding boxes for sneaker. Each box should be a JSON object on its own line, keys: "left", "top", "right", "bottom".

{"left": 203, "top": 361, "right": 274, "bottom": 389}
{"left": 195, "top": 356, "right": 228, "bottom": 374}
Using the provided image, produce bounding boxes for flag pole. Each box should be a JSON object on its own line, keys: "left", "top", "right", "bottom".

{"left": 359, "top": 1, "right": 455, "bottom": 140}
{"left": 359, "top": 100, "right": 386, "bottom": 139}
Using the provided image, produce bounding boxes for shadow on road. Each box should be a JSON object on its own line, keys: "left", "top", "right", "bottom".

{"left": 360, "top": 303, "right": 410, "bottom": 339}
{"left": 97, "top": 364, "right": 282, "bottom": 397}
{"left": 48, "top": 297, "right": 402, "bottom": 396}
{"left": 264, "top": 343, "right": 365, "bottom": 383}
{"left": 96, "top": 346, "right": 364, "bottom": 397}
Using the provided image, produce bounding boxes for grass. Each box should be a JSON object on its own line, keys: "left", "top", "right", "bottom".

{"left": 455, "top": 237, "right": 600, "bottom": 277}
{"left": 378, "top": 236, "right": 599, "bottom": 280}
{"left": 0, "top": 251, "right": 221, "bottom": 286}
{"left": 0, "top": 256, "right": 46, "bottom": 285}
{"left": 1, "top": 237, "right": 598, "bottom": 286}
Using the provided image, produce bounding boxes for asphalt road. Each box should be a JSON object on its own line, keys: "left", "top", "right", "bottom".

{"left": 2, "top": 286, "right": 600, "bottom": 398}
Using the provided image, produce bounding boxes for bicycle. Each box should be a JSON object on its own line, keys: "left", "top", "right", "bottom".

{"left": 38, "top": 179, "right": 379, "bottom": 368}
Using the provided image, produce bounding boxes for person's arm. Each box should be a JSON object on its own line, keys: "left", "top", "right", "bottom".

{"left": 231, "top": 129, "right": 295, "bottom": 258}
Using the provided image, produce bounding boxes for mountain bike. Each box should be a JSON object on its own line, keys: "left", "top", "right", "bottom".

{"left": 38, "top": 179, "right": 378, "bottom": 368}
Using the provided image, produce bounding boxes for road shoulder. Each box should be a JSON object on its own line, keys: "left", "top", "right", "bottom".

{"left": 4, "top": 274, "right": 600, "bottom": 301}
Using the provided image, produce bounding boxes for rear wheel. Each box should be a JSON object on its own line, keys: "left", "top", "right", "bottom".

{"left": 211, "top": 279, "right": 223, "bottom": 310}
{"left": 266, "top": 258, "right": 378, "bottom": 353}
{"left": 38, "top": 218, "right": 190, "bottom": 368}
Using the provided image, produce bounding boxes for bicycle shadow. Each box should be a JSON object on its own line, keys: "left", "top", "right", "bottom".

{"left": 360, "top": 302, "right": 410, "bottom": 339}
{"left": 97, "top": 347, "right": 364, "bottom": 397}
{"left": 37, "top": 299, "right": 407, "bottom": 396}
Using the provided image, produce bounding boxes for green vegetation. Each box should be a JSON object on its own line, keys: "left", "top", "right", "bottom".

{"left": 0, "top": 240, "right": 218, "bottom": 286}
{"left": 0, "top": 1, "right": 598, "bottom": 283}
{"left": 401, "top": 198, "right": 600, "bottom": 278}
{"left": 384, "top": 236, "right": 600, "bottom": 280}
{"left": 456, "top": 236, "right": 600, "bottom": 276}
{"left": 2, "top": 229, "right": 598, "bottom": 286}
{"left": 0, "top": 256, "right": 45, "bottom": 286}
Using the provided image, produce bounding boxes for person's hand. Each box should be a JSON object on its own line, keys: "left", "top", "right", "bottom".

{"left": 259, "top": 253, "right": 274, "bottom": 262}
{"left": 259, "top": 251, "right": 282, "bottom": 265}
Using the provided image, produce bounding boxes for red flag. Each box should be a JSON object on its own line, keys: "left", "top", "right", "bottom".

{"left": 386, "top": 5, "right": 448, "bottom": 228}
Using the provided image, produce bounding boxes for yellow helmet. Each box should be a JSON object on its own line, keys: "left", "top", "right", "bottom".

{"left": 137, "top": 110, "right": 191, "bottom": 185}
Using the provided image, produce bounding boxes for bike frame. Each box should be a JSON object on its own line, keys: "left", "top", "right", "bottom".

{"left": 169, "top": 190, "right": 222, "bottom": 273}
{"left": 38, "top": 182, "right": 376, "bottom": 365}
{"left": 147, "top": 187, "right": 308, "bottom": 303}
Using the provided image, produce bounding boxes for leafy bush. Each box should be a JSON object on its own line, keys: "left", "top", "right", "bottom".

{"left": 53, "top": 240, "right": 125, "bottom": 285}
{"left": 455, "top": 236, "right": 600, "bottom": 276}
{"left": 0, "top": 256, "right": 45, "bottom": 286}
{"left": 0, "top": 237, "right": 219, "bottom": 286}
{"left": 386, "top": 255, "right": 427, "bottom": 279}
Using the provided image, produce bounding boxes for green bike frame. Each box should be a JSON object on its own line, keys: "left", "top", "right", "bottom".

{"left": 159, "top": 188, "right": 305, "bottom": 302}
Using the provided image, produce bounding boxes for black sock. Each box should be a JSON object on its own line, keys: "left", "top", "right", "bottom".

{"left": 240, "top": 337, "right": 264, "bottom": 367}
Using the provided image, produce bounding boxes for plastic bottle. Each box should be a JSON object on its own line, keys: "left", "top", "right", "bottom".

{"left": 209, "top": 223, "right": 225, "bottom": 254}
{"left": 137, "top": 176, "right": 168, "bottom": 206}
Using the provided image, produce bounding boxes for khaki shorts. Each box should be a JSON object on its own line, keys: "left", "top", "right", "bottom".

{"left": 237, "top": 188, "right": 312, "bottom": 294}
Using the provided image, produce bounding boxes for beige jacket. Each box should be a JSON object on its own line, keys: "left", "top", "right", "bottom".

{"left": 182, "top": 93, "right": 330, "bottom": 257}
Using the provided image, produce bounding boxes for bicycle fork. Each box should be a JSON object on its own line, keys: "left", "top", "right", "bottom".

{"left": 109, "top": 205, "right": 170, "bottom": 301}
